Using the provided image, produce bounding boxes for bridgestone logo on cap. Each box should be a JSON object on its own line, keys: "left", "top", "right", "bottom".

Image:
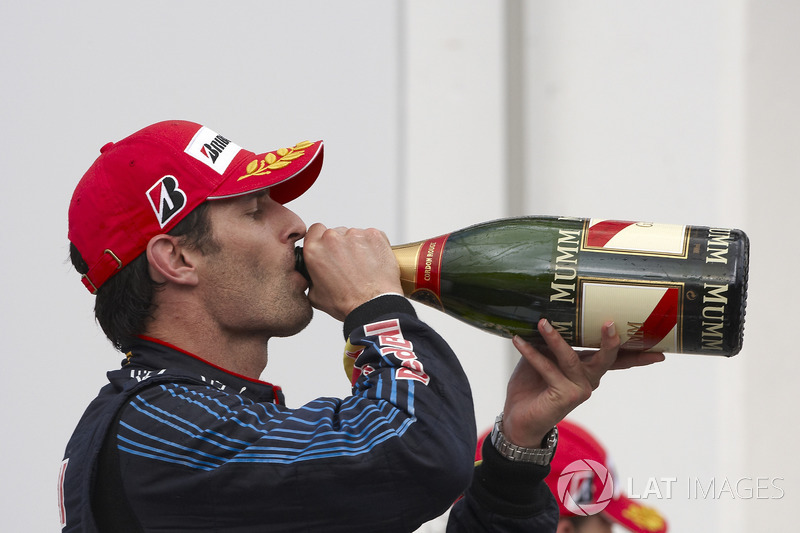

{"left": 184, "top": 126, "right": 242, "bottom": 174}
{"left": 147, "top": 175, "right": 187, "bottom": 227}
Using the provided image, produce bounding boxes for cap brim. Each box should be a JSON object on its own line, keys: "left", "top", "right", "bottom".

{"left": 208, "top": 140, "right": 324, "bottom": 204}
{"left": 602, "top": 493, "right": 668, "bottom": 533}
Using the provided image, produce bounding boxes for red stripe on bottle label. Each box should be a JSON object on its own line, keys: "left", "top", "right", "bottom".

{"left": 586, "top": 220, "right": 637, "bottom": 248}
{"left": 581, "top": 282, "right": 682, "bottom": 351}
{"left": 415, "top": 234, "right": 450, "bottom": 297}
{"left": 585, "top": 219, "right": 689, "bottom": 257}
{"left": 621, "top": 287, "right": 680, "bottom": 351}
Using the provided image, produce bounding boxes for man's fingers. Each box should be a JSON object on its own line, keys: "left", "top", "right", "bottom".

{"left": 512, "top": 332, "right": 592, "bottom": 405}
{"left": 536, "top": 319, "right": 586, "bottom": 382}
{"left": 511, "top": 335, "right": 579, "bottom": 400}
{"left": 581, "top": 322, "right": 622, "bottom": 384}
{"left": 511, "top": 335, "right": 557, "bottom": 381}
{"left": 303, "top": 222, "right": 328, "bottom": 242}
{"left": 554, "top": 321, "right": 621, "bottom": 390}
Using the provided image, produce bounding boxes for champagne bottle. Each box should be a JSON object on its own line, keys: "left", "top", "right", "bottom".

{"left": 295, "top": 216, "right": 749, "bottom": 356}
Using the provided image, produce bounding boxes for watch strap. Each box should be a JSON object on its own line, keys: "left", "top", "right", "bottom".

{"left": 490, "top": 413, "right": 558, "bottom": 465}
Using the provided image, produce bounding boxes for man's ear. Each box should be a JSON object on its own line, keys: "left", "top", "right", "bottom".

{"left": 146, "top": 234, "right": 200, "bottom": 286}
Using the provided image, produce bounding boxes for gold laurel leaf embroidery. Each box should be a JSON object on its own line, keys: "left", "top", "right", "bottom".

{"left": 238, "top": 141, "right": 315, "bottom": 181}
{"left": 238, "top": 159, "right": 270, "bottom": 180}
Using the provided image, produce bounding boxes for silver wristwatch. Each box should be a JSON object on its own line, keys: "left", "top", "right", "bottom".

{"left": 490, "top": 413, "right": 558, "bottom": 465}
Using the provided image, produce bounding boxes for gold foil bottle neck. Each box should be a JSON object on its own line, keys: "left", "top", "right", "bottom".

{"left": 391, "top": 241, "right": 424, "bottom": 296}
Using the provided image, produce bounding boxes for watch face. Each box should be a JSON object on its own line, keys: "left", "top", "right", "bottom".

{"left": 547, "top": 426, "right": 559, "bottom": 449}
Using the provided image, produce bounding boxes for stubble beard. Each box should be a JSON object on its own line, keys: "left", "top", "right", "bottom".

{"left": 202, "top": 247, "right": 314, "bottom": 340}
{"left": 271, "top": 290, "right": 314, "bottom": 338}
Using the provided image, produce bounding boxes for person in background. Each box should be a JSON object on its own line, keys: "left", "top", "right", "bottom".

{"left": 477, "top": 419, "right": 668, "bottom": 533}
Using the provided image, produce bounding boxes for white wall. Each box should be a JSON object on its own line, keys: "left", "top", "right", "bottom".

{"left": 520, "top": 2, "right": 746, "bottom": 532}
{"left": 405, "top": 1, "right": 799, "bottom": 532}
{"left": 2, "top": 1, "right": 797, "bottom": 531}
{"left": 1, "top": 2, "right": 404, "bottom": 531}
{"left": 737, "top": 1, "right": 800, "bottom": 531}
{"left": 403, "top": 0, "right": 514, "bottom": 455}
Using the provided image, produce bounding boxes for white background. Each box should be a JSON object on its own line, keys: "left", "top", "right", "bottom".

{"left": 2, "top": 1, "right": 798, "bottom": 531}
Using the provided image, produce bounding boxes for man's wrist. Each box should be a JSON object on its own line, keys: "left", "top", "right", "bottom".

{"left": 470, "top": 435, "right": 556, "bottom": 518}
{"left": 491, "top": 413, "right": 558, "bottom": 466}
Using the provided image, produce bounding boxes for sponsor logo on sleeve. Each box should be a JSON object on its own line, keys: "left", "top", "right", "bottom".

{"left": 363, "top": 319, "right": 430, "bottom": 385}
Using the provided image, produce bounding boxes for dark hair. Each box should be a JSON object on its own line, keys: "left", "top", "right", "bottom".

{"left": 70, "top": 202, "right": 218, "bottom": 352}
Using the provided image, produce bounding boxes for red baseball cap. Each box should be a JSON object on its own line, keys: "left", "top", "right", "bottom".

{"left": 68, "top": 120, "right": 324, "bottom": 293}
{"left": 477, "top": 419, "right": 668, "bottom": 533}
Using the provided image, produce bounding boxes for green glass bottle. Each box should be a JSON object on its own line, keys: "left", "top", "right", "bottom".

{"left": 296, "top": 216, "right": 749, "bottom": 356}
